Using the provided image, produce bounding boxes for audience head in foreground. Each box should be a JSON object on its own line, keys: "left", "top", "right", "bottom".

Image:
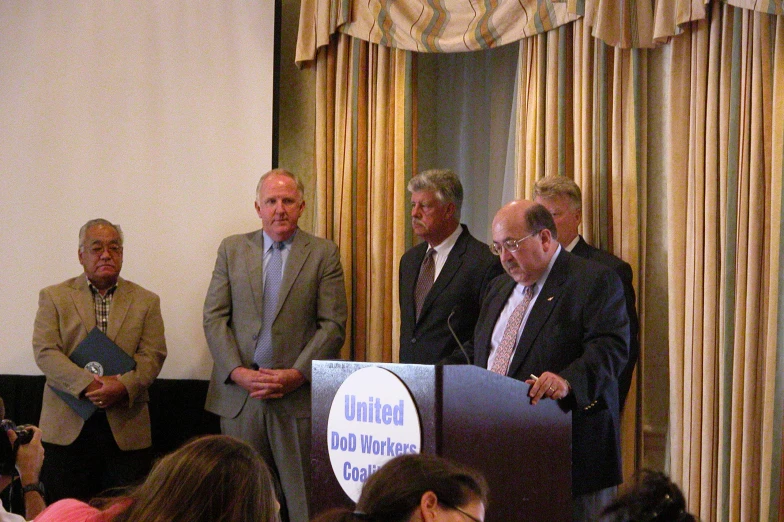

{"left": 313, "top": 453, "right": 488, "bottom": 522}
{"left": 35, "top": 434, "right": 279, "bottom": 522}
{"left": 600, "top": 470, "right": 697, "bottom": 522}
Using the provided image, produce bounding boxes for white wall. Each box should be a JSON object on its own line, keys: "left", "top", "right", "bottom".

{"left": 0, "top": 2, "right": 275, "bottom": 379}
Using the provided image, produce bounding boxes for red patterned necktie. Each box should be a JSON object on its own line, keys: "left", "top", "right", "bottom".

{"left": 490, "top": 285, "right": 535, "bottom": 375}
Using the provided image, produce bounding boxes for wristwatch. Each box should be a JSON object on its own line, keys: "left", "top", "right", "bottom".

{"left": 21, "top": 482, "right": 45, "bottom": 497}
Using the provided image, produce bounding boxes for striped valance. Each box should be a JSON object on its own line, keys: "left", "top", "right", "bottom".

{"left": 296, "top": 0, "right": 784, "bottom": 64}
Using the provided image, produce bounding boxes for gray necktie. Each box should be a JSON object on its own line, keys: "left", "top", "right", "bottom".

{"left": 254, "top": 241, "right": 284, "bottom": 368}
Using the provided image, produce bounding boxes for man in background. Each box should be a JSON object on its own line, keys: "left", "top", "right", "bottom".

{"left": 399, "top": 169, "right": 502, "bottom": 365}
{"left": 33, "top": 219, "right": 167, "bottom": 502}
{"left": 204, "top": 169, "right": 347, "bottom": 522}
{"left": 534, "top": 175, "right": 639, "bottom": 411}
{"left": 470, "top": 200, "right": 629, "bottom": 520}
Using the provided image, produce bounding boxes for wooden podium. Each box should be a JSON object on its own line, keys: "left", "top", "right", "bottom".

{"left": 311, "top": 361, "right": 572, "bottom": 521}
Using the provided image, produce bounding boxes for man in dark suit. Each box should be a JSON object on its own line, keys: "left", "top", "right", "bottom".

{"left": 204, "top": 169, "right": 347, "bottom": 522}
{"left": 33, "top": 219, "right": 167, "bottom": 502}
{"left": 470, "top": 200, "right": 629, "bottom": 520}
{"left": 399, "top": 169, "right": 502, "bottom": 364}
{"left": 534, "top": 175, "right": 639, "bottom": 411}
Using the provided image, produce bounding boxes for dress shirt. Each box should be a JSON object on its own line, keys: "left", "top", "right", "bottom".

{"left": 428, "top": 224, "right": 463, "bottom": 281}
{"left": 262, "top": 230, "right": 294, "bottom": 291}
{"left": 487, "top": 245, "right": 562, "bottom": 369}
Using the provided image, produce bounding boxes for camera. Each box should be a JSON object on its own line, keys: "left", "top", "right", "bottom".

{"left": 0, "top": 419, "right": 34, "bottom": 475}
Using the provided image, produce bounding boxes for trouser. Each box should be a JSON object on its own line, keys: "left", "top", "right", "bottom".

{"left": 40, "top": 412, "right": 152, "bottom": 503}
{"left": 221, "top": 399, "right": 311, "bottom": 522}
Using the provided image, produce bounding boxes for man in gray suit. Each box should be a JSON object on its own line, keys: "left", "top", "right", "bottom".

{"left": 203, "top": 169, "right": 347, "bottom": 522}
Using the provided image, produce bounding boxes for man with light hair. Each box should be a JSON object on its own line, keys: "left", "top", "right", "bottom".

{"left": 204, "top": 169, "right": 347, "bottom": 522}
{"left": 533, "top": 175, "right": 639, "bottom": 411}
{"left": 399, "top": 169, "right": 503, "bottom": 365}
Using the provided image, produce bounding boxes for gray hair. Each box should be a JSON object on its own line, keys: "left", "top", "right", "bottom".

{"left": 255, "top": 169, "right": 305, "bottom": 203}
{"left": 78, "top": 219, "right": 124, "bottom": 251}
{"left": 407, "top": 169, "right": 463, "bottom": 220}
{"left": 533, "top": 175, "right": 582, "bottom": 210}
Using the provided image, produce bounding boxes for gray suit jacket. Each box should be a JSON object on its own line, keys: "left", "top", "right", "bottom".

{"left": 33, "top": 274, "right": 167, "bottom": 450}
{"left": 203, "top": 228, "right": 347, "bottom": 419}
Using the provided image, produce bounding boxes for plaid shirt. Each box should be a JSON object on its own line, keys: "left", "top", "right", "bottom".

{"left": 89, "top": 282, "right": 117, "bottom": 333}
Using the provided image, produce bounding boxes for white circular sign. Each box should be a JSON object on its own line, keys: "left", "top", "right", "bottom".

{"left": 327, "top": 366, "right": 422, "bottom": 501}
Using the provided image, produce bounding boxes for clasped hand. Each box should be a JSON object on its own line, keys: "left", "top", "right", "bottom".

{"left": 230, "top": 367, "right": 305, "bottom": 399}
{"left": 84, "top": 374, "right": 128, "bottom": 408}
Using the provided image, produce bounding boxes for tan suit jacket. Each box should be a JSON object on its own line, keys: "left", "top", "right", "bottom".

{"left": 33, "top": 274, "right": 167, "bottom": 450}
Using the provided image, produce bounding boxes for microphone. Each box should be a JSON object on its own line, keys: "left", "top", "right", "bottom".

{"left": 447, "top": 307, "right": 471, "bottom": 364}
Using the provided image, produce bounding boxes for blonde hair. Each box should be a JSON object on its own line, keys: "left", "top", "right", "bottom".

{"left": 532, "top": 176, "right": 582, "bottom": 210}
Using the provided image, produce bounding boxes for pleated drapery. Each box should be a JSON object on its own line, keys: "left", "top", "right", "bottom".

{"left": 312, "top": 34, "right": 415, "bottom": 363}
{"left": 664, "top": 5, "right": 784, "bottom": 520}
{"left": 296, "top": 0, "right": 784, "bottom": 518}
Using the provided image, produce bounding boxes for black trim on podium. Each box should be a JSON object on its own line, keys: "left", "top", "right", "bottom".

{"left": 311, "top": 361, "right": 572, "bottom": 522}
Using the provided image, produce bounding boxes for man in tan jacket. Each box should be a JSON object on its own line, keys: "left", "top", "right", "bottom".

{"left": 33, "top": 218, "right": 167, "bottom": 502}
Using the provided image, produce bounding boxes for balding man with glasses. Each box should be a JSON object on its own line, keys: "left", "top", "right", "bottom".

{"left": 466, "top": 200, "right": 629, "bottom": 521}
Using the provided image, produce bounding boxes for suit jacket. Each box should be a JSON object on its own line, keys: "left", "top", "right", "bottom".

{"left": 470, "top": 250, "right": 629, "bottom": 495}
{"left": 571, "top": 236, "right": 639, "bottom": 411}
{"left": 33, "top": 275, "right": 167, "bottom": 450}
{"left": 399, "top": 225, "right": 503, "bottom": 365}
{"left": 203, "top": 228, "right": 347, "bottom": 420}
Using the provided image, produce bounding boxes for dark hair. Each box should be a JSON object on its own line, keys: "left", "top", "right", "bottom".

{"left": 105, "top": 435, "right": 278, "bottom": 522}
{"left": 525, "top": 203, "right": 558, "bottom": 240}
{"left": 601, "top": 470, "right": 696, "bottom": 522}
{"left": 312, "top": 454, "right": 488, "bottom": 522}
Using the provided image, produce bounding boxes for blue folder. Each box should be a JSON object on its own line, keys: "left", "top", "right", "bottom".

{"left": 50, "top": 327, "right": 136, "bottom": 420}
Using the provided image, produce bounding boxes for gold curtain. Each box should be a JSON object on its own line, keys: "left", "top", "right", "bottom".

{"left": 312, "top": 33, "right": 415, "bottom": 362}
{"left": 664, "top": 4, "right": 784, "bottom": 520}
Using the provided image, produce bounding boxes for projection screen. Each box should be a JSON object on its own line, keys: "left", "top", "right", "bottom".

{"left": 0, "top": 2, "right": 276, "bottom": 379}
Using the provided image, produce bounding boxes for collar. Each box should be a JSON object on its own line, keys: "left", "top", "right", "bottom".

{"left": 262, "top": 229, "right": 297, "bottom": 251}
{"left": 87, "top": 280, "right": 118, "bottom": 297}
{"left": 429, "top": 223, "right": 462, "bottom": 255}
{"left": 563, "top": 235, "right": 580, "bottom": 252}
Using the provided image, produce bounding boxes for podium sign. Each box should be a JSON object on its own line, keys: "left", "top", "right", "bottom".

{"left": 311, "top": 361, "right": 572, "bottom": 522}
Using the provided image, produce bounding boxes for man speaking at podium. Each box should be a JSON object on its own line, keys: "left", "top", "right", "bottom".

{"left": 469, "top": 200, "right": 629, "bottom": 520}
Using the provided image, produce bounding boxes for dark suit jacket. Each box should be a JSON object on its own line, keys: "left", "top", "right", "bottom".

{"left": 572, "top": 236, "right": 639, "bottom": 411}
{"left": 399, "top": 225, "right": 503, "bottom": 365}
{"left": 470, "top": 250, "right": 629, "bottom": 495}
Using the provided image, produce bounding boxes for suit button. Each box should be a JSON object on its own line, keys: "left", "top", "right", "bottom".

{"left": 411, "top": 338, "right": 416, "bottom": 343}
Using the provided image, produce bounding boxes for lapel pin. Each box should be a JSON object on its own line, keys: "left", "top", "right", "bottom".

{"left": 547, "top": 296, "right": 554, "bottom": 301}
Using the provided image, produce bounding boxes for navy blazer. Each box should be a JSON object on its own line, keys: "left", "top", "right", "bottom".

{"left": 571, "top": 236, "right": 639, "bottom": 411}
{"left": 470, "top": 249, "right": 629, "bottom": 495}
{"left": 399, "top": 225, "right": 503, "bottom": 365}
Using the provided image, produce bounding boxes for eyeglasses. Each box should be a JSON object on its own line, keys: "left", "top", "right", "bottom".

{"left": 490, "top": 231, "right": 538, "bottom": 255}
{"left": 83, "top": 243, "right": 123, "bottom": 257}
{"left": 440, "top": 501, "right": 484, "bottom": 522}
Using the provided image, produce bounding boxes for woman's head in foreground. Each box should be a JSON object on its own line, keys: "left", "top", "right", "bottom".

{"left": 314, "top": 453, "right": 488, "bottom": 522}
{"left": 112, "top": 434, "right": 278, "bottom": 522}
